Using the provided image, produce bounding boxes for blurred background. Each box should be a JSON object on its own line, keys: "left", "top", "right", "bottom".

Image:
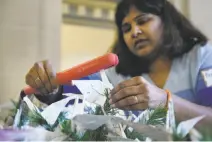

{"left": 0, "top": 0, "right": 212, "bottom": 105}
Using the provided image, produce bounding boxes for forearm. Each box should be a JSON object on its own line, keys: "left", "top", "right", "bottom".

{"left": 172, "top": 95, "right": 212, "bottom": 129}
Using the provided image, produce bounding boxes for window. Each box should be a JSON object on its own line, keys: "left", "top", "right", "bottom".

{"left": 102, "top": 9, "right": 109, "bottom": 19}
{"left": 85, "top": 7, "right": 94, "bottom": 17}
{"left": 69, "top": 4, "right": 78, "bottom": 15}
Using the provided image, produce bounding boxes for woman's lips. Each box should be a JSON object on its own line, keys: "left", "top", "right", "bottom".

{"left": 134, "top": 39, "right": 149, "bottom": 50}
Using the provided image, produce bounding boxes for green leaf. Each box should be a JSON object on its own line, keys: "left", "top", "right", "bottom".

{"left": 172, "top": 130, "right": 189, "bottom": 141}
{"left": 200, "top": 128, "right": 212, "bottom": 141}
{"left": 10, "top": 99, "right": 19, "bottom": 108}
{"left": 27, "top": 110, "right": 54, "bottom": 131}
{"left": 60, "top": 120, "right": 73, "bottom": 134}
{"left": 146, "top": 107, "right": 167, "bottom": 126}
{"left": 125, "top": 128, "right": 145, "bottom": 141}
{"left": 8, "top": 100, "right": 19, "bottom": 118}
{"left": 103, "top": 89, "right": 117, "bottom": 115}
{"left": 80, "top": 125, "right": 108, "bottom": 141}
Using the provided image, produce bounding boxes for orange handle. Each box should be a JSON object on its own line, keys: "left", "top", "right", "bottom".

{"left": 23, "top": 53, "right": 119, "bottom": 95}
{"left": 165, "top": 90, "right": 172, "bottom": 108}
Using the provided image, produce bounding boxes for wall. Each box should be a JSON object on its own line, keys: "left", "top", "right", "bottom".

{"left": 0, "top": 0, "right": 61, "bottom": 104}
{"left": 189, "top": 0, "right": 212, "bottom": 41}
{"left": 61, "top": 24, "right": 115, "bottom": 70}
{"left": 170, "top": 0, "right": 212, "bottom": 41}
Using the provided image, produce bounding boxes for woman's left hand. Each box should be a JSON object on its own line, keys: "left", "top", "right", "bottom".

{"left": 109, "top": 76, "right": 167, "bottom": 110}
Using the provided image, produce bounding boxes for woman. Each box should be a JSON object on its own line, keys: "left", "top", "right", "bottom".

{"left": 25, "top": 0, "right": 212, "bottom": 129}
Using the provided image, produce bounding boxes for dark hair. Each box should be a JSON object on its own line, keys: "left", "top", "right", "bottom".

{"left": 113, "top": 0, "right": 208, "bottom": 77}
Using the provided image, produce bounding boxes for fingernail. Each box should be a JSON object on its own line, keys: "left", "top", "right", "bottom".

{"left": 110, "top": 90, "right": 113, "bottom": 95}
{"left": 108, "top": 94, "right": 112, "bottom": 98}
{"left": 109, "top": 99, "right": 112, "bottom": 104}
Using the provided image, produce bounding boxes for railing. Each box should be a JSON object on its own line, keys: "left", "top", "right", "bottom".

{"left": 62, "top": 0, "right": 119, "bottom": 29}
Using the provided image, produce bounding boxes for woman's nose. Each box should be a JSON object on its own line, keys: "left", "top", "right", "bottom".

{"left": 131, "top": 26, "right": 142, "bottom": 38}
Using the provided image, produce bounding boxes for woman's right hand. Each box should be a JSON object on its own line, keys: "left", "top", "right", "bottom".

{"left": 25, "top": 60, "right": 59, "bottom": 95}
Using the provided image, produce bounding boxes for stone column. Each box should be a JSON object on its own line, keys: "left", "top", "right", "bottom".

{"left": 170, "top": 0, "right": 212, "bottom": 41}
{"left": 188, "top": 0, "right": 212, "bottom": 41}
{"left": 169, "top": 0, "right": 189, "bottom": 17}
{"left": 0, "top": 0, "right": 61, "bottom": 104}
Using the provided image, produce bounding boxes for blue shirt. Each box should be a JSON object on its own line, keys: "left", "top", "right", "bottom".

{"left": 60, "top": 43, "right": 212, "bottom": 114}
{"left": 106, "top": 42, "right": 212, "bottom": 107}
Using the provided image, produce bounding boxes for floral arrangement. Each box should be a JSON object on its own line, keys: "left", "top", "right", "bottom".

{"left": 0, "top": 71, "right": 209, "bottom": 141}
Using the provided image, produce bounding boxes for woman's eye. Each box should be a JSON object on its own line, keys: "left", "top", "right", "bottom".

{"left": 137, "top": 17, "right": 150, "bottom": 25}
{"left": 122, "top": 24, "right": 131, "bottom": 33}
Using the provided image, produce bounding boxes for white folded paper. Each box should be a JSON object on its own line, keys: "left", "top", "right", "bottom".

{"left": 177, "top": 115, "right": 205, "bottom": 138}
{"left": 72, "top": 80, "right": 107, "bottom": 106}
{"left": 100, "top": 70, "right": 113, "bottom": 89}
{"left": 63, "top": 94, "right": 85, "bottom": 119}
{"left": 41, "top": 94, "right": 83, "bottom": 125}
{"left": 23, "top": 96, "right": 40, "bottom": 113}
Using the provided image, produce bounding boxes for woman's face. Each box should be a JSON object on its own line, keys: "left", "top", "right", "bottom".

{"left": 122, "top": 6, "right": 163, "bottom": 57}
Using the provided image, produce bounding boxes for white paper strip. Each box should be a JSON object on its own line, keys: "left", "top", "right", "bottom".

{"left": 177, "top": 115, "right": 205, "bottom": 138}
{"left": 13, "top": 108, "right": 21, "bottom": 127}
{"left": 41, "top": 95, "right": 81, "bottom": 125}
{"left": 100, "top": 70, "right": 113, "bottom": 89}
{"left": 63, "top": 95, "right": 85, "bottom": 119}
{"left": 23, "top": 96, "right": 40, "bottom": 113}
{"left": 73, "top": 80, "right": 107, "bottom": 106}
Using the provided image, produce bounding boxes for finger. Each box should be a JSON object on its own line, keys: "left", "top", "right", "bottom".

{"left": 34, "top": 62, "right": 51, "bottom": 93}
{"left": 25, "top": 67, "right": 41, "bottom": 88}
{"left": 25, "top": 73, "right": 38, "bottom": 89}
{"left": 110, "top": 76, "right": 145, "bottom": 95}
{"left": 110, "top": 84, "right": 147, "bottom": 104}
{"left": 112, "top": 94, "right": 148, "bottom": 108}
{"left": 43, "top": 60, "right": 58, "bottom": 90}
{"left": 123, "top": 99, "right": 165, "bottom": 110}
{"left": 25, "top": 65, "right": 48, "bottom": 95}
{"left": 25, "top": 74, "right": 46, "bottom": 95}
{"left": 34, "top": 75, "right": 49, "bottom": 95}
{"left": 26, "top": 67, "right": 38, "bottom": 81}
{"left": 124, "top": 103, "right": 148, "bottom": 110}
